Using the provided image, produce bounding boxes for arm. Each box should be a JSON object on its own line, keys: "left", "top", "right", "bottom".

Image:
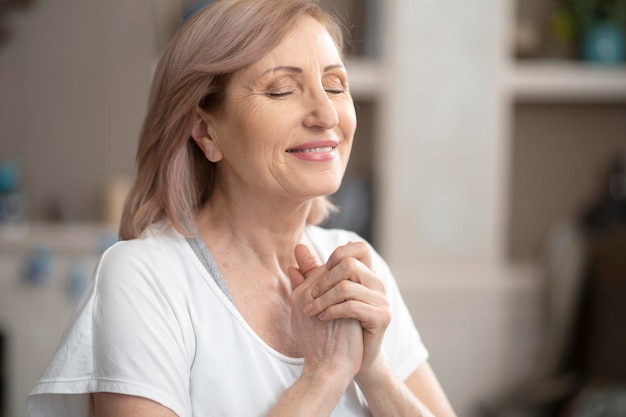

{"left": 266, "top": 367, "right": 353, "bottom": 417}
{"left": 355, "top": 360, "right": 457, "bottom": 417}
{"left": 92, "top": 393, "right": 178, "bottom": 417}
{"left": 404, "top": 362, "right": 457, "bottom": 416}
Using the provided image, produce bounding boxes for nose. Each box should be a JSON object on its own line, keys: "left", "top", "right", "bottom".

{"left": 302, "top": 87, "right": 339, "bottom": 130}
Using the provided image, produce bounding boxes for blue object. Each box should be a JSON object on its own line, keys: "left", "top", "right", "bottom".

{"left": 97, "top": 231, "right": 119, "bottom": 254}
{"left": 25, "top": 246, "right": 54, "bottom": 285}
{"left": 0, "top": 162, "right": 19, "bottom": 194}
{"left": 67, "top": 262, "right": 89, "bottom": 299}
{"left": 182, "top": 1, "right": 217, "bottom": 22}
{"left": 582, "top": 22, "right": 625, "bottom": 64}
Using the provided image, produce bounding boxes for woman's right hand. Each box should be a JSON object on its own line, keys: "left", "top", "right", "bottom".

{"left": 287, "top": 244, "right": 363, "bottom": 383}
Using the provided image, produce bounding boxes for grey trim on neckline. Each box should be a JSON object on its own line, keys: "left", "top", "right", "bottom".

{"left": 186, "top": 236, "right": 235, "bottom": 304}
{"left": 185, "top": 227, "right": 322, "bottom": 306}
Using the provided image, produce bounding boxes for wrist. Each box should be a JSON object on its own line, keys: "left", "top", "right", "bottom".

{"left": 355, "top": 354, "right": 391, "bottom": 389}
{"left": 268, "top": 367, "right": 351, "bottom": 417}
{"left": 301, "top": 361, "right": 355, "bottom": 393}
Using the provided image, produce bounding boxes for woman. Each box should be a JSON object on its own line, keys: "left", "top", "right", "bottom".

{"left": 28, "top": 1, "right": 456, "bottom": 416}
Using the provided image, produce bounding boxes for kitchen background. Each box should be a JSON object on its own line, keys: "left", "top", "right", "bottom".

{"left": 1, "top": 0, "right": 625, "bottom": 416}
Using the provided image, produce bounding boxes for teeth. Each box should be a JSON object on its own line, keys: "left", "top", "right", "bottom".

{"left": 288, "top": 147, "right": 333, "bottom": 153}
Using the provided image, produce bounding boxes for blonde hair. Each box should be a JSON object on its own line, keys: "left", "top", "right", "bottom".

{"left": 119, "top": 0, "right": 344, "bottom": 240}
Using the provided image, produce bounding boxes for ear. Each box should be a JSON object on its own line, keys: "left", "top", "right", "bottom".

{"left": 190, "top": 109, "right": 224, "bottom": 163}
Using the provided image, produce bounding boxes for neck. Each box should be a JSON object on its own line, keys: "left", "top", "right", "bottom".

{"left": 195, "top": 190, "right": 314, "bottom": 272}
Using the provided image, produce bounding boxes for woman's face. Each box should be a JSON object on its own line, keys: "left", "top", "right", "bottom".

{"left": 207, "top": 17, "right": 356, "bottom": 206}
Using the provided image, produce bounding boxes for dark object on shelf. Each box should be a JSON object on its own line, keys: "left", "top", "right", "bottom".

{"left": 582, "top": 155, "right": 626, "bottom": 232}
{"left": 564, "top": 0, "right": 626, "bottom": 34}
{"left": 322, "top": 176, "right": 374, "bottom": 243}
{"left": 565, "top": 386, "right": 626, "bottom": 417}
{"left": 479, "top": 154, "right": 626, "bottom": 417}
{"left": 553, "top": 0, "right": 626, "bottom": 63}
{"left": 0, "top": 0, "right": 36, "bottom": 12}
{"left": 581, "top": 21, "right": 625, "bottom": 63}
{"left": 0, "top": 0, "right": 37, "bottom": 47}
{"left": 318, "top": 0, "right": 380, "bottom": 57}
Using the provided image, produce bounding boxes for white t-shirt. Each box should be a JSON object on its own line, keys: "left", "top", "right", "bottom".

{"left": 27, "top": 225, "right": 428, "bottom": 417}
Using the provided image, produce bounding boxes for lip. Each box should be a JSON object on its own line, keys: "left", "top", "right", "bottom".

{"left": 286, "top": 140, "right": 338, "bottom": 162}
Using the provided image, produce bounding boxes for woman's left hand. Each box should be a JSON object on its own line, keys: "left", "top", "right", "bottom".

{"left": 297, "top": 241, "right": 391, "bottom": 376}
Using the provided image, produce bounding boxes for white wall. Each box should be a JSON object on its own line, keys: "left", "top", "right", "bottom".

{"left": 377, "top": 1, "right": 545, "bottom": 415}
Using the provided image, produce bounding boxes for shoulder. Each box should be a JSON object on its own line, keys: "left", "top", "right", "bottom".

{"left": 101, "top": 226, "right": 185, "bottom": 269}
{"left": 94, "top": 226, "right": 193, "bottom": 296}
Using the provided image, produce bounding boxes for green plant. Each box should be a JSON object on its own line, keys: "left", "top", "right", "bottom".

{"left": 565, "top": 0, "right": 626, "bottom": 30}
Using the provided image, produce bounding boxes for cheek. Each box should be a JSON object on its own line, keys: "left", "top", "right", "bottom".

{"left": 339, "top": 103, "right": 357, "bottom": 141}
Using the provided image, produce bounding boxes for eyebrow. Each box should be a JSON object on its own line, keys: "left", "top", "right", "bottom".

{"left": 260, "top": 64, "right": 345, "bottom": 77}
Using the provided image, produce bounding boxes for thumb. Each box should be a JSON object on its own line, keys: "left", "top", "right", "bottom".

{"left": 287, "top": 266, "right": 306, "bottom": 289}
{"left": 294, "top": 243, "right": 322, "bottom": 277}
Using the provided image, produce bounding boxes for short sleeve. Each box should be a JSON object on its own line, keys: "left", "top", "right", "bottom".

{"left": 373, "top": 251, "right": 429, "bottom": 381}
{"left": 27, "top": 240, "right": 193, "bottom": 417}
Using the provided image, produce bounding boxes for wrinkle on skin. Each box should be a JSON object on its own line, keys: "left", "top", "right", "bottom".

{"left": 203, "top": 17, "right": 355, "bottom": 215}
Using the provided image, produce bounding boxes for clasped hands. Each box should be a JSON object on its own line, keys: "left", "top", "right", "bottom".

{"left": 287, "top": 241, "right": 391, "bottom": 383}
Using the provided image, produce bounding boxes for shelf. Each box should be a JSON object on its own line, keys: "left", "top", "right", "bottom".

{"left": 345, "top": 58, "right": 384, "bottom": 100}
{"left": 506, "top": 60, "right": 626, "bottom": 102}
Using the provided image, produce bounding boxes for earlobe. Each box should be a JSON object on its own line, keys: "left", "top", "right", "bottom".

{"left": 190, "top": 109, "right": 223, "bottom": 163}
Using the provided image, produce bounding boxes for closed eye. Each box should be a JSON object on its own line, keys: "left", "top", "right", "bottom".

{"left": 323, "top": 74, "right": 347, "bottom": 95}
{"left": 325, "top": 87, "right": 345, "bottom": 94}
{"left": 266, "top": 91, "right": 294, "bottom": 98}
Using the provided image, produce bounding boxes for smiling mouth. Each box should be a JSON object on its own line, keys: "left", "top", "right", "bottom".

{"left": 286, "top": 146, "right": 335, "bottom": 153}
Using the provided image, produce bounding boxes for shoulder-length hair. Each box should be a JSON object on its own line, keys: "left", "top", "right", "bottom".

{"left": 119, "top": 0, "right": 344, "bottom": 240}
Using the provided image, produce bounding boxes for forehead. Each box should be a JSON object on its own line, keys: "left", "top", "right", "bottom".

{"left": 244, "top": 17, "right": 343, "bottom": 76}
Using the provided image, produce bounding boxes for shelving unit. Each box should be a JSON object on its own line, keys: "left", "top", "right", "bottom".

{"left": 505, "top": 60, "right": 626, "bottom": 101}
{"left": 504, "top": 0, "right": 626, "bottom": 258}
{"left": 345, "top": 58, "right": 384, "bottom": 99}
{"left": 360, "top": 0, "right": 624, "bottom": 414}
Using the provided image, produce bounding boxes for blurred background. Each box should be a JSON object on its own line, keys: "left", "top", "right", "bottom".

{"left": 1, "top": 0, "right": 625, "bottom": 416}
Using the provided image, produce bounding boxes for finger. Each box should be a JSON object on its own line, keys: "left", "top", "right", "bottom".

{"left": 306, "top": 280, "right": 388, "bottom": 317}
{"left": 317, "top": 300, "right": 392, "bottom": 333}
{"left": 294, "top": 243, "right": 322, "bottom": 277}
{"left": 326, "top": 241, "right": 373, "bottom": 271}
{"left": 312, "top": 258, "right": 385, "bottom": 299}
{"left": 287, "top": 266, "right": 306, "bottom": 289}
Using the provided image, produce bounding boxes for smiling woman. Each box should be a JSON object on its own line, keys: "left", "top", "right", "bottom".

{"left": 26, "top": 1, "right": 456, "bottom": 417}
{"left": 189, "top": 17, "right": 355, "bottom": 210}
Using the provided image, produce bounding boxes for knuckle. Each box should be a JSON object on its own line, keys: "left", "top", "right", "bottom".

{"left": 340, "top": 258, "right": 362, "bottom": 279}
{"left": 377, "top": 279, "right": 387, "bottom": 295}
{"left": 337, "top": 279, "right": 353, "bottom": 293}
{"left": 381, "top": 310, "right": 392, "bottom": 326}
{"left": 344, "top": 257, "right": 360, "bottom": 269}
{"left": 342, "top": 300, "right": 358, "bottom": 315}
{"left": 320, "top": 272, "right": 334, "bottom": 290}
{"left": 353, "top": 241, "right": 368, "bottom": 252}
